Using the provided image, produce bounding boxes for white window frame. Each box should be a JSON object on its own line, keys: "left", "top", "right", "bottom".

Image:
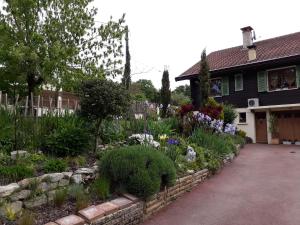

{"left": 235, "top": 73, "right": 243, "bottom": 91}
{"left": 267, "top": 66, "right": 297, "bottom": 92}
{"left": 238, "top": 112, "right": 247, "bottom": 124}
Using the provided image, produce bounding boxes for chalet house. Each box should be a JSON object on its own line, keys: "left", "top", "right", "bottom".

{"left": 175, "top": 27, "right": 300, "bottom": 144}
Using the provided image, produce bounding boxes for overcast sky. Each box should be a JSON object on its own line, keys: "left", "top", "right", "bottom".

{"left": 94, "top": 0, "right": 300, "bottom": 90}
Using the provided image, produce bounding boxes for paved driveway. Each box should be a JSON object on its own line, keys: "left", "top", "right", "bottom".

{"left": 143, "top": 144, "right": 300, "bottom": 225}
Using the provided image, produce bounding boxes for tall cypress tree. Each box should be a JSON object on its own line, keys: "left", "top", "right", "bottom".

{"left": 199, "top": 49, "right": 210, "bottom": 107}
{"left": 160, "top": 69, "right": 171, "bottom": 118}
{"left": 122, "top": 26, "right": 131, "bottom": 89}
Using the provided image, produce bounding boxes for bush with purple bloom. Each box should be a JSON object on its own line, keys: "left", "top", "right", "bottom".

{"left": 167, "top": 138, "right": 180, "bottom": 145}
{"left": 224, "top": 123, "right": 236, "bottom": 135}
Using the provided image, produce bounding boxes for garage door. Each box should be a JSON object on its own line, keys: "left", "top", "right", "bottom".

{"left": 275, "top": 111, "right": 300, "bottom": 142}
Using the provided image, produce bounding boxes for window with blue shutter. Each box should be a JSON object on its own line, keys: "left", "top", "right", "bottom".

{"left": 235, "top": 74, "right": 243, "bottom": 91}
{"left": 221, "top": 76, "right": 229, "bottom": 96}
{"left": 257, "top": 71, "right": 267, "bottom": 92}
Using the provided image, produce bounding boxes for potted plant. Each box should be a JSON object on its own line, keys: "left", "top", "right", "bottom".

{"left": 283, "top": 139, "right": 292, "bottom": 145}
{"left": 269, "top": 114, "right": 279, "bottom": 144}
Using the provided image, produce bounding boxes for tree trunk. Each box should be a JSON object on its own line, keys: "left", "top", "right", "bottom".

{"left": 94, "top": 119, "right": 102, "bottom": 151}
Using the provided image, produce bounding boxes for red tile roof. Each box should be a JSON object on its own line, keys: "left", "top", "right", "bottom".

{"left": 176, "top": 31, "right": 300, "bottom": 80}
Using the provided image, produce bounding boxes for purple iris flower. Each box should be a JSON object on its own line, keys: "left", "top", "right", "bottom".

{"left": 167, "top": 138, "right": 180, "bottom": 145}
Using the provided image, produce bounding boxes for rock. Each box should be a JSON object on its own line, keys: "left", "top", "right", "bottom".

{"left": 0, "top": 201, "right": 23, "bottom": 217}
{"left": 47, "top": 190, "right": 57, "bottom": 202}
{"left": 75, "top": 168, "right": 94, "bottom": 174}
{"left": 10, "top": 190, "right": 31, "bottom": 201}
{"left": 58, "top": 179, "right": 69, "bottom": 187}
{"left": 0, "top": 183, "right": 20, "bottom": 197}
{"left": 186, "top": 146, "right": 196, "bottom": 162}
{"left": 62, "top": 172, "right": 73, "bottom": 179}
{"left": 71, "top": 174, "right": 83, "bottom": 184}
{"left": 18, "top": 178, "right": 37, "bottom": 188}
{"left": 187, "top": 169, "right": 195, "bottom": 175}
{"left": 42, "top": 173, "right": 64, "bottom": 183}
{"left": 38, "top": 182, "right": 49, "bottom": 192}
{"left": 92, "top": 165, "right": 99, "bottom": 172}
{"left": 24, "top": 194, "right": 47, "bottom": 209}
{"left": 38, "top": 182, "right": 58, "bottom": 192}
{"left": 10, "top": 150, "right": 29, "bottom": 160}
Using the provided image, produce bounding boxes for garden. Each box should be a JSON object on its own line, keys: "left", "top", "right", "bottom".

{"left": 0, "top": 78, "right": 246, "bottom": 225}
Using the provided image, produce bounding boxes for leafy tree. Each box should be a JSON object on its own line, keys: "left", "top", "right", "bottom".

{"left": 199, "top": 49, "right": 210, "bottom": 107}
{"left": 79, "top": 79, "right": 130, "bottom": 150}
{"left": 171, "top": 93, "right": 190, "bottom": 106}
{"left": 0, "top": 0, "right": 126, "bottom": 102}
{"left": 129, "top": 82, "right": 147, "bottom": 101}
{"left": 160, "top": 70, "right": 171, "bottom": 118}
{"left": 121, "top": 26, "right": 131, "bottom": 90}
{"left": 136, "top": 79, "right": 158, "bottom": 102}
{"left": 173, "top": 85, "right": 191, "bottom": 98}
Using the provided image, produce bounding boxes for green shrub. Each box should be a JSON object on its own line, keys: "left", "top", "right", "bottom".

{"left": 189, "top": 128, "right": 236, "bottom": 157}
{"left": 53, "top": 189, "right": 68, "bottom": 208}
{"left": 43, "top": 159, "right": 67, "bottom": 173}
{"left": 204, "top": 149, "right": 221, "bottom": 174}
{"left": 91, "top": 177, "right": 110, "bottom": 200}
{"left": 17, "top": 210, "right": 35, "bottom": 225}
{"left": 0, "top": 164, "right": 34, "bottom": 183}
{"left": 68, "top": 184, "right": 85, "bottom": 200}
{"left": 0, "top": 109, "right": 14, "bottom": 153}
{"left": 41, "top": 115, "right": 90, "bottom": 157}
{"left": 68, "top": 184, "right": 90, "bottom": 211}
{"left": 75, "top": 192, "right": 90, "bottom": 211}
{"left": 223, "top": 104, "right": 237, "bottom": 125}
{"left": 99, "top": 119, "right": 126, "bottom": 144}
{"left": 66, "top": 155, "right": 87, "bottom": 168}
{"left": 99, "top": 145, "right": 176, "bottom": 199}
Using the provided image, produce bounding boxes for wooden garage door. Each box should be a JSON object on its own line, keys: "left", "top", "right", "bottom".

{"left": 276, "top": 111, "right": 300, "bottom": 142}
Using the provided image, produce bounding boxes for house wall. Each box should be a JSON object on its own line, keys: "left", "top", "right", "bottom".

{"left": 234, "top": 108, "right": 256, "bottom": 143}
{"left": 212, "top": 60, "right": 300, "bottom": 108}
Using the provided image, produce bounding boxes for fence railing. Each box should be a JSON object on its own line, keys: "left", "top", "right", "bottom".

{"left": 0, "top": 91, "right": 79, "bottom": 117}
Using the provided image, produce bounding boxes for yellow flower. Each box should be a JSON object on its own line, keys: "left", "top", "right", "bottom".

{"left": 159, "top": 134, "right": 168, "bottom": 141}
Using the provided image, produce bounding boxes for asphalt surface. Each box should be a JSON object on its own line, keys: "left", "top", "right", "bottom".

{"left": 143, "top": 144, "right": 300, "bottom": 225}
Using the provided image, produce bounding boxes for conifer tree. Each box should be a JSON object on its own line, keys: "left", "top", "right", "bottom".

{"left": 122, "top": 26, "right": 131, "bottom": 89}
{"left": 160, "top": 69, "right": 171, "bottom": 118}
{"left": 199, "top": 49, "right": 210, "bottom": 107}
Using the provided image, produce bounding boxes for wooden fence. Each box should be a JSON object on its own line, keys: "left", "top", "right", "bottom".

{"left": 0, "top": 90, "right": 80, "bottom": 117}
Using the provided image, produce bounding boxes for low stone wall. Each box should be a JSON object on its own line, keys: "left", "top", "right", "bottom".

{"left": 44, "top": 194, "right": 143, "bottom": 225}
{"left": 144, "top": 169, "right": 209, "bottom": 219}
{"left": 0, "top": 166, "right": 98, "bottom": 216}
{"left": 1, "top": 145, "right": 242, "bottom": 224}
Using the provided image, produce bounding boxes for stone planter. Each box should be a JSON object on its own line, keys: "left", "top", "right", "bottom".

{"left": 270, "top": 138, "right": 280, "bottom": 145}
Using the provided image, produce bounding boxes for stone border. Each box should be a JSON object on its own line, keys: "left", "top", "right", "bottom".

{"left": 44, "top": 194, "right": 143, "bottom": 225}
{"left": 0, "top": 166, "right": 98, "bottom": 216}
{"left": 2, "top": 145, "right": 242, "bottom": 224}
{"left": 143, "top": 169, "right": 209, "bottom": 219}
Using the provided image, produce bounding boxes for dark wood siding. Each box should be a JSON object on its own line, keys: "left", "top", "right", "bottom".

{"left": 211, "top": 60, "right": 300, "bottom": 108}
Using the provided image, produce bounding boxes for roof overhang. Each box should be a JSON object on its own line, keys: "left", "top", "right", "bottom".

{"left": 249, "top": 103, "right": 300, "bottom": 112}
{"left": 175, "top": 54, "right": 300, "bottom": 82}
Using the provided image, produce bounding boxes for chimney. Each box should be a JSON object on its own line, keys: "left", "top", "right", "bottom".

{"left": 241, "top": 26, "right": 257, "bottom": 61}
{"left": 241, "top": 26, "right": 254, "bottom": 49}
{"left": 247, "top": 45, "right": 257, "bottom": 61}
